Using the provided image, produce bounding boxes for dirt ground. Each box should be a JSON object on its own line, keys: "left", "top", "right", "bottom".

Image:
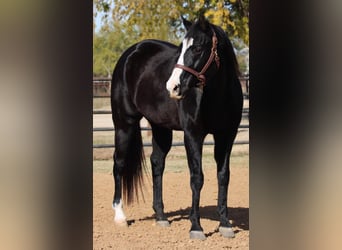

{"left": 93, "top": 98, "right": 249, "bottom": 249}
{"left": 93, "top": 158, "right": 249, "bottom": 249}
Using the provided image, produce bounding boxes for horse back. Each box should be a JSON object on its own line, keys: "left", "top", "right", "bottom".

{"left": 111, "top": 40, "right": 182, "bottom": 130}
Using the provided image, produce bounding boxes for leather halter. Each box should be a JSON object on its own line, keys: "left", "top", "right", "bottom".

{"left": 174, "top": 28, "right": 220, "bottom": 89}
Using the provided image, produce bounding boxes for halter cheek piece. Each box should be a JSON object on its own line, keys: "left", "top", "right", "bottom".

{"left": 174, "top": 28, "right": 220, "bottom": 89}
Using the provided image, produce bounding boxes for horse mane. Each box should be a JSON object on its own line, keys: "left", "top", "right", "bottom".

{"left": 211, "top": 24, "right": 241, "bottom": 77}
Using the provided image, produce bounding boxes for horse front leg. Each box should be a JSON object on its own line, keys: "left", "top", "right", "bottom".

{"left": 214, "top": 133, "right": 236, "bottom": 238}
{"left": 184, "top": 132, "right": 206, "bottom": 240}
{"left": 150, "top": 125, "right": 172, "bottom": 227}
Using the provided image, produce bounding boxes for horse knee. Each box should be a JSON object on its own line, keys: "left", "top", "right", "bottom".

{"left": 217, "top": 169, "right": 229, "bottom": 186}
{"left": 150, "top": 154, "right": 165, "bottom": 176}
{"left": 151, "top": 163, "right": 165, "bottom": 177}
{"left": 191, "top": 172, "right": 204, "bottom": 190}
{"left": 150, "top": 153, "right": 160, "bottom": 165}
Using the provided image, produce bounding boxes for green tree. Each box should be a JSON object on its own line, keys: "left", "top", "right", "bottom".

{"left": 95, "top": 0, "right": 248, "bottom": 43}
{"left": 93, "top": 0, "right": 249, "bottom": 77}
{"left": 93, "top": 23, "right": 132, "bottom": 77}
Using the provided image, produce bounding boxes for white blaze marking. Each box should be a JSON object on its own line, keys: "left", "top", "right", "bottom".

{"left": 112, "top": 199, "right": 127, "bottom": 223}
{"left": 166, "top": 37, "right": 194, "bottom": 96}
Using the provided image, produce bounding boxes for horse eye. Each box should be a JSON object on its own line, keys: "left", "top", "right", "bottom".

{"left": 192, "top": 46, "right": 202, "bottom": 54}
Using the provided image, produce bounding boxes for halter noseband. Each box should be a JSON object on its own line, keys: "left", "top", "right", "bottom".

{"left": 174, "top": 28, "right": 220, "bottom": 89}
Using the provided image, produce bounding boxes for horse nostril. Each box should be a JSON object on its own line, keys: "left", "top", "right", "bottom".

{"left": 173, "top": 85, "right": 179, "bottom": 91}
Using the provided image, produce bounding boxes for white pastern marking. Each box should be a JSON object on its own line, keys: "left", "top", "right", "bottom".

{"left": 166, "top": 38, "right": 194, "bottom": 95}
{"left": 112, "top": 199, "right": 127, "bottom": 223}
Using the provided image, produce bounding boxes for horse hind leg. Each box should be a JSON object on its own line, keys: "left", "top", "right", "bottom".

{"left": 112, "top": 199, "right": 127, "bottom": 227}
{"left": 112, "top": 120, "right": 145, "bottom": 226}
{"left": 112, "top": 140, "right": 128, "bottom": 227}
{"left": 112, "top": 127, "right": 130, "bottom": 227}
{"left": 150, "top": 124, "right": 172, "bottom": 227}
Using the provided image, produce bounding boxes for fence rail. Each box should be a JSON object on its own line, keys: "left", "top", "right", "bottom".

{"left": 93, "top": 108, "right": 249, "bottom": 115}
{"left": 93, "top": 77, "right": 249, "bottom": 148}
{"left": 93, "top": 140, "right": 250, "bottom": 149}
{"left": 93, "top": 124, "right": 249, "bottom": 132}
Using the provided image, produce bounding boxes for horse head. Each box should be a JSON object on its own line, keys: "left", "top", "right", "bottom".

{"left": 166, "top": 15, "right": 221, "bottom": 99}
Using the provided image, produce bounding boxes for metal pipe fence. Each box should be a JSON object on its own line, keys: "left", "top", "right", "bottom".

{"left": 93, "top": 77, "right": 249, "bottom": 149}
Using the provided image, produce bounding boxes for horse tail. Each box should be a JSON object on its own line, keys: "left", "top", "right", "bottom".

{"left": 121, "top": 123, "right": 146, "bottom": 205}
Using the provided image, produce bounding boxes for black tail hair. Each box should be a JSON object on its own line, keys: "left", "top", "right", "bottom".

{"left": 122, "top": 124, "right": 146, "bottom": 205}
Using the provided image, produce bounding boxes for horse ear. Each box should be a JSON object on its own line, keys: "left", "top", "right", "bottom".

{"left": 181, "top": 16, "right": 193, "bottom": 31}
{"left": 198, "top": 13, "right": 209, "bottom": 31}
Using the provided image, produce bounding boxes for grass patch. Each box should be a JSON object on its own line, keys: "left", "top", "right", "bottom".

{"left": 93, "top": 135, "right": 114, "bottom": 145}
{"left": 93, "top": 150, "right": 248, "bottom": 174}
{"left": 93, "top": 129, "right": 248, "bottom": 173}
{"left": 93, "top": 98, "right": 110, "bottom": 110}
{"left": 93, "top": 160, "right": 113, "bottom": 174}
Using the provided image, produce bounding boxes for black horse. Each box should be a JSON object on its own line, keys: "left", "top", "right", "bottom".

{"left": 111, "top": 15, "right": 243, "bottom": 240}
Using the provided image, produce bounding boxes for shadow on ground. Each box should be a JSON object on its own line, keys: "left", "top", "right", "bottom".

{"left": 131, "top": 206, "right": 248, "bottom": 236}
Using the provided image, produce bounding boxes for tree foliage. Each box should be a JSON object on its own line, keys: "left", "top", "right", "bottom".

{"left": 93, "top": 0, "right": 249, "bottom": 77}
{"left": 93, "top": 27, "right": 132, "bottom": 77}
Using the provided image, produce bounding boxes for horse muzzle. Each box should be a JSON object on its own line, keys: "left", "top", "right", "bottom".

{"left": 166, "top": 81, "right": 182, "bottom": 99}
{"left": 170, "top": 85, "right": 183, "bottom": 99}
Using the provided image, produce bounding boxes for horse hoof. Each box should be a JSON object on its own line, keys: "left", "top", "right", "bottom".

{"left": 114, "top": 219, "right": 128, "bottom": 227}
{"left": 219, "top": 226, "right": 235, "bottom": 238}
{"left": 190, "top": 231, "right": 206, "bottom": 240}
{"left": 156, "top": 220, "right": 170, "bottom": 227}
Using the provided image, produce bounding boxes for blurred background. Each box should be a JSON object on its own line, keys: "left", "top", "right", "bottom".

{"left": 1, "top": 0, "right": 342, "bottom": 249}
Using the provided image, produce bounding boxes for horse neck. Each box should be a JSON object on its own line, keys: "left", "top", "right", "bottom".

{"left": 215, "top": 55, "right": 237, "bottom": 86}
{"left": 203, "top": 58, "right": 239, "bottom": 107}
